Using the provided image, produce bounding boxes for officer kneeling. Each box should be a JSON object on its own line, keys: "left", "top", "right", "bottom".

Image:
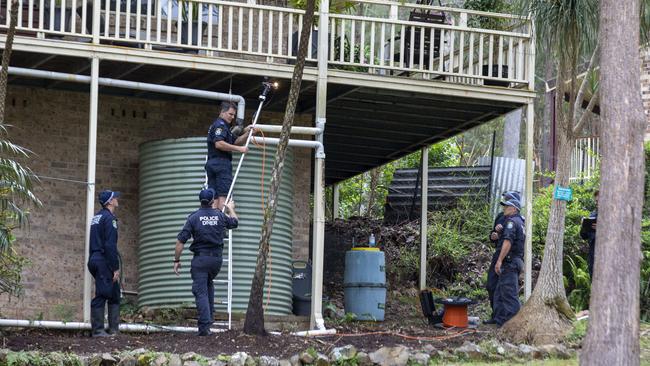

{"left": 493, "top": 197, "right": 526, "bottom": 327}
{"left": 173, "top": 189, "right": 239, "bottom": 336}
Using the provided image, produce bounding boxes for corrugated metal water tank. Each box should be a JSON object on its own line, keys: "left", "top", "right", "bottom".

{"left": 138, "top": 137, "right": 294, "bottom": 315}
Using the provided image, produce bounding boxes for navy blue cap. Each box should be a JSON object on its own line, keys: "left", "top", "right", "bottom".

{"left": 99, "top": 190, "right": 120, "bottom": 206}
{"left": 502, "top": 190, "right": 521, "bottom": 202}
{"left": 500, "top": 198, "right": 522, "bottom": 210}
{"left": 199, "top": 189, "right": 215, "bottom": 203}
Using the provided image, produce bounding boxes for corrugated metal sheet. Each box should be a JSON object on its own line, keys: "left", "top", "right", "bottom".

{"left": 138, "top": 137, "right": 294, "bottom": 315}
{"left": 384, "top": 166, "right": 491, "bottom": 223}
{"left": 478, "top": 156, "right": 526, "bottom": 217}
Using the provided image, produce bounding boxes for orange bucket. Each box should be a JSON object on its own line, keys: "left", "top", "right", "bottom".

{"left": 441, "top": 304, "right": 469, "bottom": 328}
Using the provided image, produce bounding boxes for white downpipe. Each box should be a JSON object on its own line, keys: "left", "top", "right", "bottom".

{"left": 310, "top": 0, "right": 329, "bottom": 332}
{"left": 254, "top": 124, "right": 322, "bottom": 136}
{"left": 0, "top": 319, "right": 226, "bottom": 334}
{"left": 6, "top": 67, "right": 246, "bottom": 121}
{"left": 83, "top": 57, "right": 99, "bottom": 323}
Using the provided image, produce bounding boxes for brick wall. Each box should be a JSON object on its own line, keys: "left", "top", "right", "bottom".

{"left": 0, "top": 85, "right": 312, "bottom": 320}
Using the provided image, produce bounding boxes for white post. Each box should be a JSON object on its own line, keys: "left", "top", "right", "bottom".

{"left": 524, "top": 19, "right": 536, "bottom": 301}
{"left": 310, "top": 0, "right": 329, "bottom": 330}
{"left": 419, "top": 146, "right": 428, "bottom": 291}
{"left": 92, "top": 0, "right": 100, "bottom": 44}
{"left": 332, "top": 183, "right": 340, "bottom": 219}
{"left": 83, "top": 57, "right": 99, "bottom": 322}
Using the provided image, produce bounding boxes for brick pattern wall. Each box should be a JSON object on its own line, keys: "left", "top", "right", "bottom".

{"left": 0, "top": 85, "right": 312, "bottom": 320}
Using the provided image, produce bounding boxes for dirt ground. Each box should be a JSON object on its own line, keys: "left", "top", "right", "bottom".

{"left": 1, "top": 324, "right": 489, "bottom": 358}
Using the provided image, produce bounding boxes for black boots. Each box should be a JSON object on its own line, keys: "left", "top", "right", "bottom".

{"left": 91, "top": 307, "right": 110, "bottom": 337}
{"left": 107, "top": 304, "right": 120, "bottom": 335}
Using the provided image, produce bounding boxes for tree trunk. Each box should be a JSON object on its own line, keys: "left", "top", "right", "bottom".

{"left": 365, "top": 168, "right": 380, "bottom": 217}
{"left": 581, "top": 0, "right": 644, "bottom": 364}
{"left": 540, "top": 55, "right": 555, "bottom": 184}
{"left": 502, "top": 108, "right": 522, "bottom": 159}
{"left": 0, "top": 0, "right": 19, "bottom": 121}
{"left": 501, "top": 66, "right": 574, "bottom": 345}
{"left": 242, "top": 0, "right": 316, "bottom": 336}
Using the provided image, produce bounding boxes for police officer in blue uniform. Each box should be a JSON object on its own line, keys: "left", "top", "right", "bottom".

{"left": 484, "top": 190, "right": 521, "bottom": 325}
{"left": 206, "top": 102, "right": 256, "bottom": 210}
{"left": 173, "top": 189, "right": 239, "bottom": 336}
{"left": 492, "top": 196, "right": 526, "bottom": 327}
{"left": 88, "top": 190, "right": 121, "bottom": 337}
{"left": 580, "top": 190, "right": 599, "bottom": 280}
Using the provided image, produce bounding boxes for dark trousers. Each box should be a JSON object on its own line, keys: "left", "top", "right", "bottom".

{"left": 191, "top": 255, "right": 223, "bottom": 333}
{"left": 493, "top": 258, "right": 523, "bottom": 326}
{"left": 587, "top": 240, "right": 596, "bottom": 280}
{"left": 88, "top": 257, "right": 120, "bottom": 309}
{"left": 205, "top": 158, "right": 233, "bottom": 198}
{"left": 486, "top": 252, "right": 499, "bottom": 317}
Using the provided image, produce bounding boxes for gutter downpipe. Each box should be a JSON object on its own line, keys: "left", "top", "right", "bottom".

{"left": 310, "top": 0, "right": 329, "bottom": 333}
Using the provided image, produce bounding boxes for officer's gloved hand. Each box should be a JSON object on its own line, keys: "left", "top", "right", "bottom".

{"left": 231, "top": 119, "right": 244, "bottom": 137}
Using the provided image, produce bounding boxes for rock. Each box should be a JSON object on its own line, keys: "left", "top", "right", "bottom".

{"left": 152, "top": 354, "right": 168, "bottom": 366}
{"left": 259, "top": 356, "right": 280, "bottom": 366}
{"left": 184, "top": 362, "right": 201, "bottom": 366}
{"left": 299, "top": 351, "right": 315, "bottom": 365}
{"left": 182, "top": 353, "right": 199, "bottom": 362}
{"left": 369, "top": 346, "right": 410, "bottom": 366}
{"left": 314, "top": 353, "right": 329, "bottom": 366}
{"left": 518, "top": 344, "right": 542, "bottom": 359}
{"left": 502, "top": 343, "right": 519, "bottom": 355}
{"left": 329, "top": 345, "right": 357, "bottom": 362}
{"left": 356, "top": 352, "right": 372, "bottom": 366}
{"left": 289, "top": 354, "right": 301, "bottom": 366}
{"left": 208, "top": 361, "right": 227, "bottom": 366}
{"left": 278, "top": 361, "right": 291, "bottom": 366}
{"left": 453, "top": 342, "right": 485, "bottom": 360}
{"left": 0, "top": 349, "right": 8, "bottom": 363}
{"left": 422, "top": 344, "right": 437, "bottom": 354}
{"left": 79, "top": 356, "right": 91, "bottom": 366}
{"left": 168, "top": 354, "right": 183, "bottom": 366}
{"left": 230, "top": 352, "right": 250, "bottom": 366}
{"left": 117, "top": 356, "right": 137, "bottom": 366}
{"left": 408, "top": 352, "right": 430, "bottom": 366}
{"left": 244, "top": 356, "right": 256, "bottom": 366}
{"left": 94, "top": 353, "right": 117, "bottom": 366}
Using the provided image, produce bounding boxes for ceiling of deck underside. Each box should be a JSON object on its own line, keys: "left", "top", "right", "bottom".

{"left": 7, "top": 51, "right": 522, "bottom": 185}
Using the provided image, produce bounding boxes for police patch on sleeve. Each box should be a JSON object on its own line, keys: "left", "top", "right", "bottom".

{"left": 112, "top": 220, "right": 118, "bottom": 229}
{"left": 507, "top": 221, "right": 514, "bottom": 229}
{"left": 215, "top": 127, "right": 222, "bottom": 135}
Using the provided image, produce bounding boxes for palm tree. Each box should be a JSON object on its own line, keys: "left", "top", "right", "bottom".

{"left": 0, "top": 0, "right": 41, "bottom": 295}
{"left": 501, "top": 0, "right": 599, "bottom": 344}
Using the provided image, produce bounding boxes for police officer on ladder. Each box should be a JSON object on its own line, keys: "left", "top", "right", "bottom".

{"left": 484, "top": 190, "right": 521, "bottom": 325}
{"left": 88, "top": 190, "right": 121, "bottom": 337}
{"left": 492, "top": 196, "right": 526, "bottom": 327}
{"left": 173, "top": 188, "right": 239, "bottom": 336}
{"left": 206, "top": 102, "right": 257, "bottom": 210}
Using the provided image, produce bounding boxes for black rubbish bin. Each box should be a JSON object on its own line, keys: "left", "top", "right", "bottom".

{"left": 292, "top": 261, "right": 312, "bottom": 316}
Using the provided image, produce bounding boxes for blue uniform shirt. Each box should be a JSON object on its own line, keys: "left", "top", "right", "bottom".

{"left": 490, "top": 212, "right": 506, "bottom": 246}
{"left": 500, "top": 214, "right": 525, "bottom": 261}
{"left": 177, "top": 207, "right": 239, "bottom": 253}
{"left": 207, "top": 118, "right": 235, "bottom": 161}
{"left": 89, "top": 208, "right": 120, "bottom": 271}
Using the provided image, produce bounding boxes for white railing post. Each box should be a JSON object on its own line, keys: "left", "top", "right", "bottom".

{"left": 92, "top": 0, "right": 100, "bottom": 43}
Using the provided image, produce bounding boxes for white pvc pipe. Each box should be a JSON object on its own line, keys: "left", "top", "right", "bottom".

{"left": 83, "top": 57, "right": 99, "bottom": 323}
{"left": 291, "top": 328, "right": 337, "bottom": 337}
{"left": 255, "top": 124, "right": 322, "bottom": 136}
{"left": 0, "top": 319, "right": 226, "bottom": 334}
{"left": 7, "top": 67, "right": 246, "bottom": 121}
{"left": 250, "top": 136, "right": 324, "bottom": 154}
{"left": 419, "top": 146, "right": 428, "bottom": 291}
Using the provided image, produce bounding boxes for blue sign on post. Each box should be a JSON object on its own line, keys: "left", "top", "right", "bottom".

{"left": 554, "top": 186, "right": 573, "bottom": 201}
